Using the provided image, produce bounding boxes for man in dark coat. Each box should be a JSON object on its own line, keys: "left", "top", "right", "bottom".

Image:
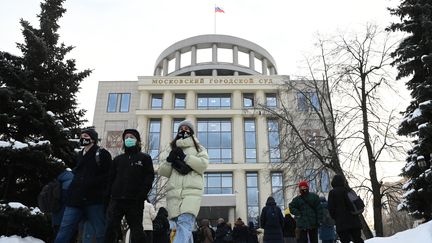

{"left": 288, "top": 181, "right": 323, "bottom": 243}
{"left": 54, "top": 128, "right": 112, "bottom": 243}
{"left": 327, "top": 175, "right": 364, "bottom": 243}
{"left": 104, "top": 129, "right": 155, "bottom": 243}
{"left": 260, "top": 196, "right": 284, "bottom": 243}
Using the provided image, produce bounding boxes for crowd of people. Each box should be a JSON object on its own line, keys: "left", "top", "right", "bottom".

{"left": 46, "top": 120, "right": 364, "bottom": 243}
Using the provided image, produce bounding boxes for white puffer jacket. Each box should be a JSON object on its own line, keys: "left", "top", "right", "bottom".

{"left": 142, "top": 200, "right": 156, "bottom": 230}
{"left": 158, "top": 136, "right": 209, "bottom": 219}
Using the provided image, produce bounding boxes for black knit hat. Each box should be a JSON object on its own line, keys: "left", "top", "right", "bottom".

{"left": 81, "top": 128, "right": 98, "bottom": 144}
{"left": 122, "top": 128, "right": 141, "bottom": 142}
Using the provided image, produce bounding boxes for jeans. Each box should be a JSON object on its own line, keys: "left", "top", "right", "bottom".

{"left": 54, "top": 204, "right": 106, "bottom": 243}
{"left": 173, "top": 213, "right": 195, "bottom": 243}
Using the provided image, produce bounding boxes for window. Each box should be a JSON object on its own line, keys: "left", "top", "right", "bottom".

{"left": 107, "top": 93, "right": 131, "bottom": 112}
{"left": 271, "top": 172, "right": 285, "bottom": 209}
{"left": 172, "top": 118, "right": 185, "bottom": 138}
{"left": 244, "top": 119, "right": 257, "bottom": 163}
{"left": 148, "top": 119, "right": 161, "bottom": 161}
{"left": 266, "top": 93, "right": 277, "bottom": 107}
{"left": 304, "top": 169, "right": 318, "bottom": 192}
{"left": 297, "top": 91, "right": 320, "bottom": 112}
{"left": 204, "top": 173, "right": 233, "bottom": 194}
{"left": 151, "top": 94, "right": 163, "bottom": 109}
{"left": 246, "top": 172, "right": 260, "bottom": 225}
{"left": 267, "top": 119, "right": 281, "bottom": 162}
{"left": 197, "top": 94, "right": 231, "bottom": 109}
{"left": 197, "top": 119, "right": 232, "bottom": 163}
{"left": 174, "top": 94, "right": 186, "bottom": 109}
{"left": 243, "top": 93, "right": 254, "bottom": 107}
{"left": 320, "top": 170, "right": 330, "bottom": 192}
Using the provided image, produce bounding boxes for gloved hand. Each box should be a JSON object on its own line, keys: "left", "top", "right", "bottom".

{"left": 172, "top": 147, "right": 186, "bottom": 161}
{"left": 167, "top": 149, "right": 177, "bottom": 162}
{"left": 172, "top": 159, "right": 193, "bottom": 175}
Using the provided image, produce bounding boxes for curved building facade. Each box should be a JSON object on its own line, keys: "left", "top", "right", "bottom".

{"left": 92, "top": 34, "right": 330, "bottom": 226}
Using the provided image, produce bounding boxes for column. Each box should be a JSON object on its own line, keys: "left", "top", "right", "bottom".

{"left": 232, "top": 115, "right": 244, "bottom": 164}
{"left": 270, "top": 66, "right": 276, "bottom": 75}
{"left": 233, "top": 46, "right": 239, "bottom": 65}
{"left": 249, "top": 51, "right": 255, "bottom": 70}
{"left": 191, "top": 45, "right": 197, "bottom": 65}
{"left": 234, "top": 169, "right": 247, "bottom": 221}
{"left": 228, "top": 208, "right": 235, "bottom": 224}
{"left": 139, "top": 90, "right": 150, "bottom": 110}
{"left": 232, "top": 90, "right": 242, "bottom": 109}
{"left": 262, "top": 59, "right": 268, "bottom": 75}
{"left": 137, "top": 116, "right": 149, "bottom": 149}
{"left": 175, "top": 51, "right": 181, "bottom": 71}
{"left": 258, "top": 169, "right": 271, "bottom": 209}
{"left": 163, "top": 90, "right": 173, "bottom": 110}
{"left": 162, "top": 59, "right": 168, "bottom": 76}
{"left": 155, "top": 67, "right": 162, "bottom": 76}
{"left": 186, "top": 90, "right": 196, "bottom": 110}
{"left": 160, "top": 115, "right": 173, "bottom": 150}
{"left": 212, "top": 43, "right": 218, "bottom": 63}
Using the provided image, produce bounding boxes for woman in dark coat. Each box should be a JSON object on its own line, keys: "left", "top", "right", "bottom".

{"left": 152, "top": 207, "right": 170, "bottom": 243}
{"left": 260, "top": 196, "right": 284, "bottom": 243}
{"left": 327, "top": 175, "right": 364, "bottom": 243}
{"left": 232, "top": 218, "right": 249, "bottom": 243}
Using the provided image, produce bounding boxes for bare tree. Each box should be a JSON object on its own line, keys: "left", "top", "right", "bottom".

{"left": 255, "top": 24, "right": 405, "bottom": 238}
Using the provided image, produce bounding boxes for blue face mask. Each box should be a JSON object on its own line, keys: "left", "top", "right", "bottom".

{"left": 124, "top": 138, "right": 137, "bottom": 148}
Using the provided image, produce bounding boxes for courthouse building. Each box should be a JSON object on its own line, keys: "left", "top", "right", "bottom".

{"left": 92, "top": 34, "right": 330, "bottom": 225}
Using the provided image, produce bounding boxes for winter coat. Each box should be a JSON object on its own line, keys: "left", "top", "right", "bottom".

{"left": 289, "top": 192, "right": 323, "bottom": 230}
{"left": 67, "top": 145, "right": 112, "bottom": 206}
{"left": 153, "top": 207, "right": 170, "bottom": 243}
{"left": 282, "top": 214, "right": 296, "bottom": 238}
{"left": 327, "top": 175, "right": 362, "bottom": 232}
{"left": 51, "top": 169, "right": 74, "bottom": 226}
{"left": 108, "top": 149, "right": 154, "bottom": 201}
{"left": 232, "top": 224, "right": 249, "bottom": 242}
{"left": 158, "top": 136, "right": 209, "bottom": 218}
{"left": 260, "top": 197, "right": 284, "bottom": 243}
{"left": 214, "top": 223, "right": 232, "bottom": 243}
{"left": 143, "top": 200, "right": 157, "bottom": 230}
{"left": 199, "top": 226, "right": 214, "bottom": 243}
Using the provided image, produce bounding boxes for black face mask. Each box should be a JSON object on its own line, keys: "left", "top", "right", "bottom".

{"left": 80, "top": 138, "right": 92, "bottom": 146}
{"left": 178, "top": 130, "right": 191, "bottom": 139}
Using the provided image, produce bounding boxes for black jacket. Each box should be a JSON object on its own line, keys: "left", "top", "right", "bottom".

{"left": 109, "top": 150, "right": 154, "bottom": 201}
{"left": 260, "top": 197, "right": 284, "bottom": 243}
{"left": 67, "top": 145, "right": 112, "bottom": 206}
{"left": 153, "top": 207, "right": 170, "bottom": 243}
{"left": 327, "top": 175, "right": 362, "bottom": 232}
{"left": 232, "top": 225, "right": 248, "bottom": 242}
{"left": 283, "top": 214, "right": 296, "bottom": 238}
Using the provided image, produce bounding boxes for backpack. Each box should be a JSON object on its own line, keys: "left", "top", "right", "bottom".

{"left": 346, "top": 190, "right": 365, "bottom": 215}
{"left": 37, "top": 179, "right": 62, "bottom": 214}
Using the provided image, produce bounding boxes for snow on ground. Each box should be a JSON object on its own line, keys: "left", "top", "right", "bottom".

{"left": 0, "top": 235, "right": 44, "bottom": 243}
{"left": 366, "top": 220, "right": 432, "bottom": 243}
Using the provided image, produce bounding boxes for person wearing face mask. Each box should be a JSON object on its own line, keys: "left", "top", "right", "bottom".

{"left": 288, "top": 181, "right": 323, "bottom": 243}
{"left": 159, "top": 120, "right": 209, "bottom": 243}
{"left": 104, "top": 128, "right": 155, "bottom": 243}
{"left": 54, "top": 128, "right": 112, "bottom": 243}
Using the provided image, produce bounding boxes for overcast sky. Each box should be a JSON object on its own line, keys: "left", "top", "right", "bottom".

{"left": 1, "top": 0, "right": 406, "bottom": 180}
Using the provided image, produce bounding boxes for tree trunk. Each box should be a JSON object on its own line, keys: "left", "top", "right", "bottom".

{"left": 361, "top": 75, "right": 383, "bottom": 237}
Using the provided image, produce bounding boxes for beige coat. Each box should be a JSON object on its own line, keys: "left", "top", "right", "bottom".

{"left": 158, "top": 136, "right": 209, "bottom": 219}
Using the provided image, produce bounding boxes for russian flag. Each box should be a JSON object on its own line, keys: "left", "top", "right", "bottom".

{"left": 215, "top": 6, "right": 225, "bottom": 13}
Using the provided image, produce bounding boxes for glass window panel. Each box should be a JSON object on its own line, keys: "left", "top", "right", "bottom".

{"left": 221, "top": 177, "right": 232, "bottom": 187}
{"left": 208, "top": 97, "right": 220, "bottom": 107}
{"left": 221, "top": 97, "right": 231, "bottom": 107}
{"left": 266, "top": 94, "right": 277, "bottom": 107}
{"left": 208, "top": 176, "right": 220, "bottom": 187}
{"left": 198, "top": 98, "right": 207, "bottom": 108}
{"left": 198, "top": 133, "right": 207, "bottom": 145}
{"left": 119, "top": 93, "right": 130, "bottom": 112}
{"left": 107, "top": 93, "right": 118, "bottom": 112}
{"left": 222, "top": 188, "right": 233, "bottom": 194}
{"left": 245, "top": 149, "right": 256, "bottom": 162}
{"left": 245, "top": 133, "right": 256, "bottom": 148}
{"left": 151, "top": 94, "right": 163, "bottom": 109}
{"left": 208, "top": 122, "right": 220, "bottom": 131}
{"left": 244, "top": 121, "right": 255, "bottom": 131}
{"left": 247, "top": 175, "right": 257, "bottom": 186}
{"left": 311, "top": 92, "right": 320, "bottom": 110}
{"left": 207, "top": 149, "right": 220, "bottom": 159}
{"left": 198, "top": 122, "right": 207, "bottom": 131}
{"left": 207, "top": 188, "right": 220, "bottom": 194}
{"left": 174, "top": 94, "right": 186, "bottom": 109}
{"left": 321, "top": 170, "right": 330, "bottom": 192}
{"left": 221, "top": 122, "right": 231, "bottom": 131}
{"left": 221, "top": 133, "right": 231, "bottom": 148}
{"left": 243, "top": 93, "right": 254, "bottom": 107}
{"left": 207, "top": 133, "right": 221, "bottom": 148}
{"left": 247, "top": 188, "right": 259, "bottom": 204}
{"left": 150, "top": 122, "right": 161, "bottom": 132}
{"left": 221, "top": 149, "right": 232, "bottom": 159}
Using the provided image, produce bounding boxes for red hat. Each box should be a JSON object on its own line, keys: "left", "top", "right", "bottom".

{"left": 298, "top": 181, "right": 309, "bottom": 188}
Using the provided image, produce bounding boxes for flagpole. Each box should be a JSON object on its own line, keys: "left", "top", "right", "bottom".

{"left": 214, "top": 4, "right": 216, "bottom": 34}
